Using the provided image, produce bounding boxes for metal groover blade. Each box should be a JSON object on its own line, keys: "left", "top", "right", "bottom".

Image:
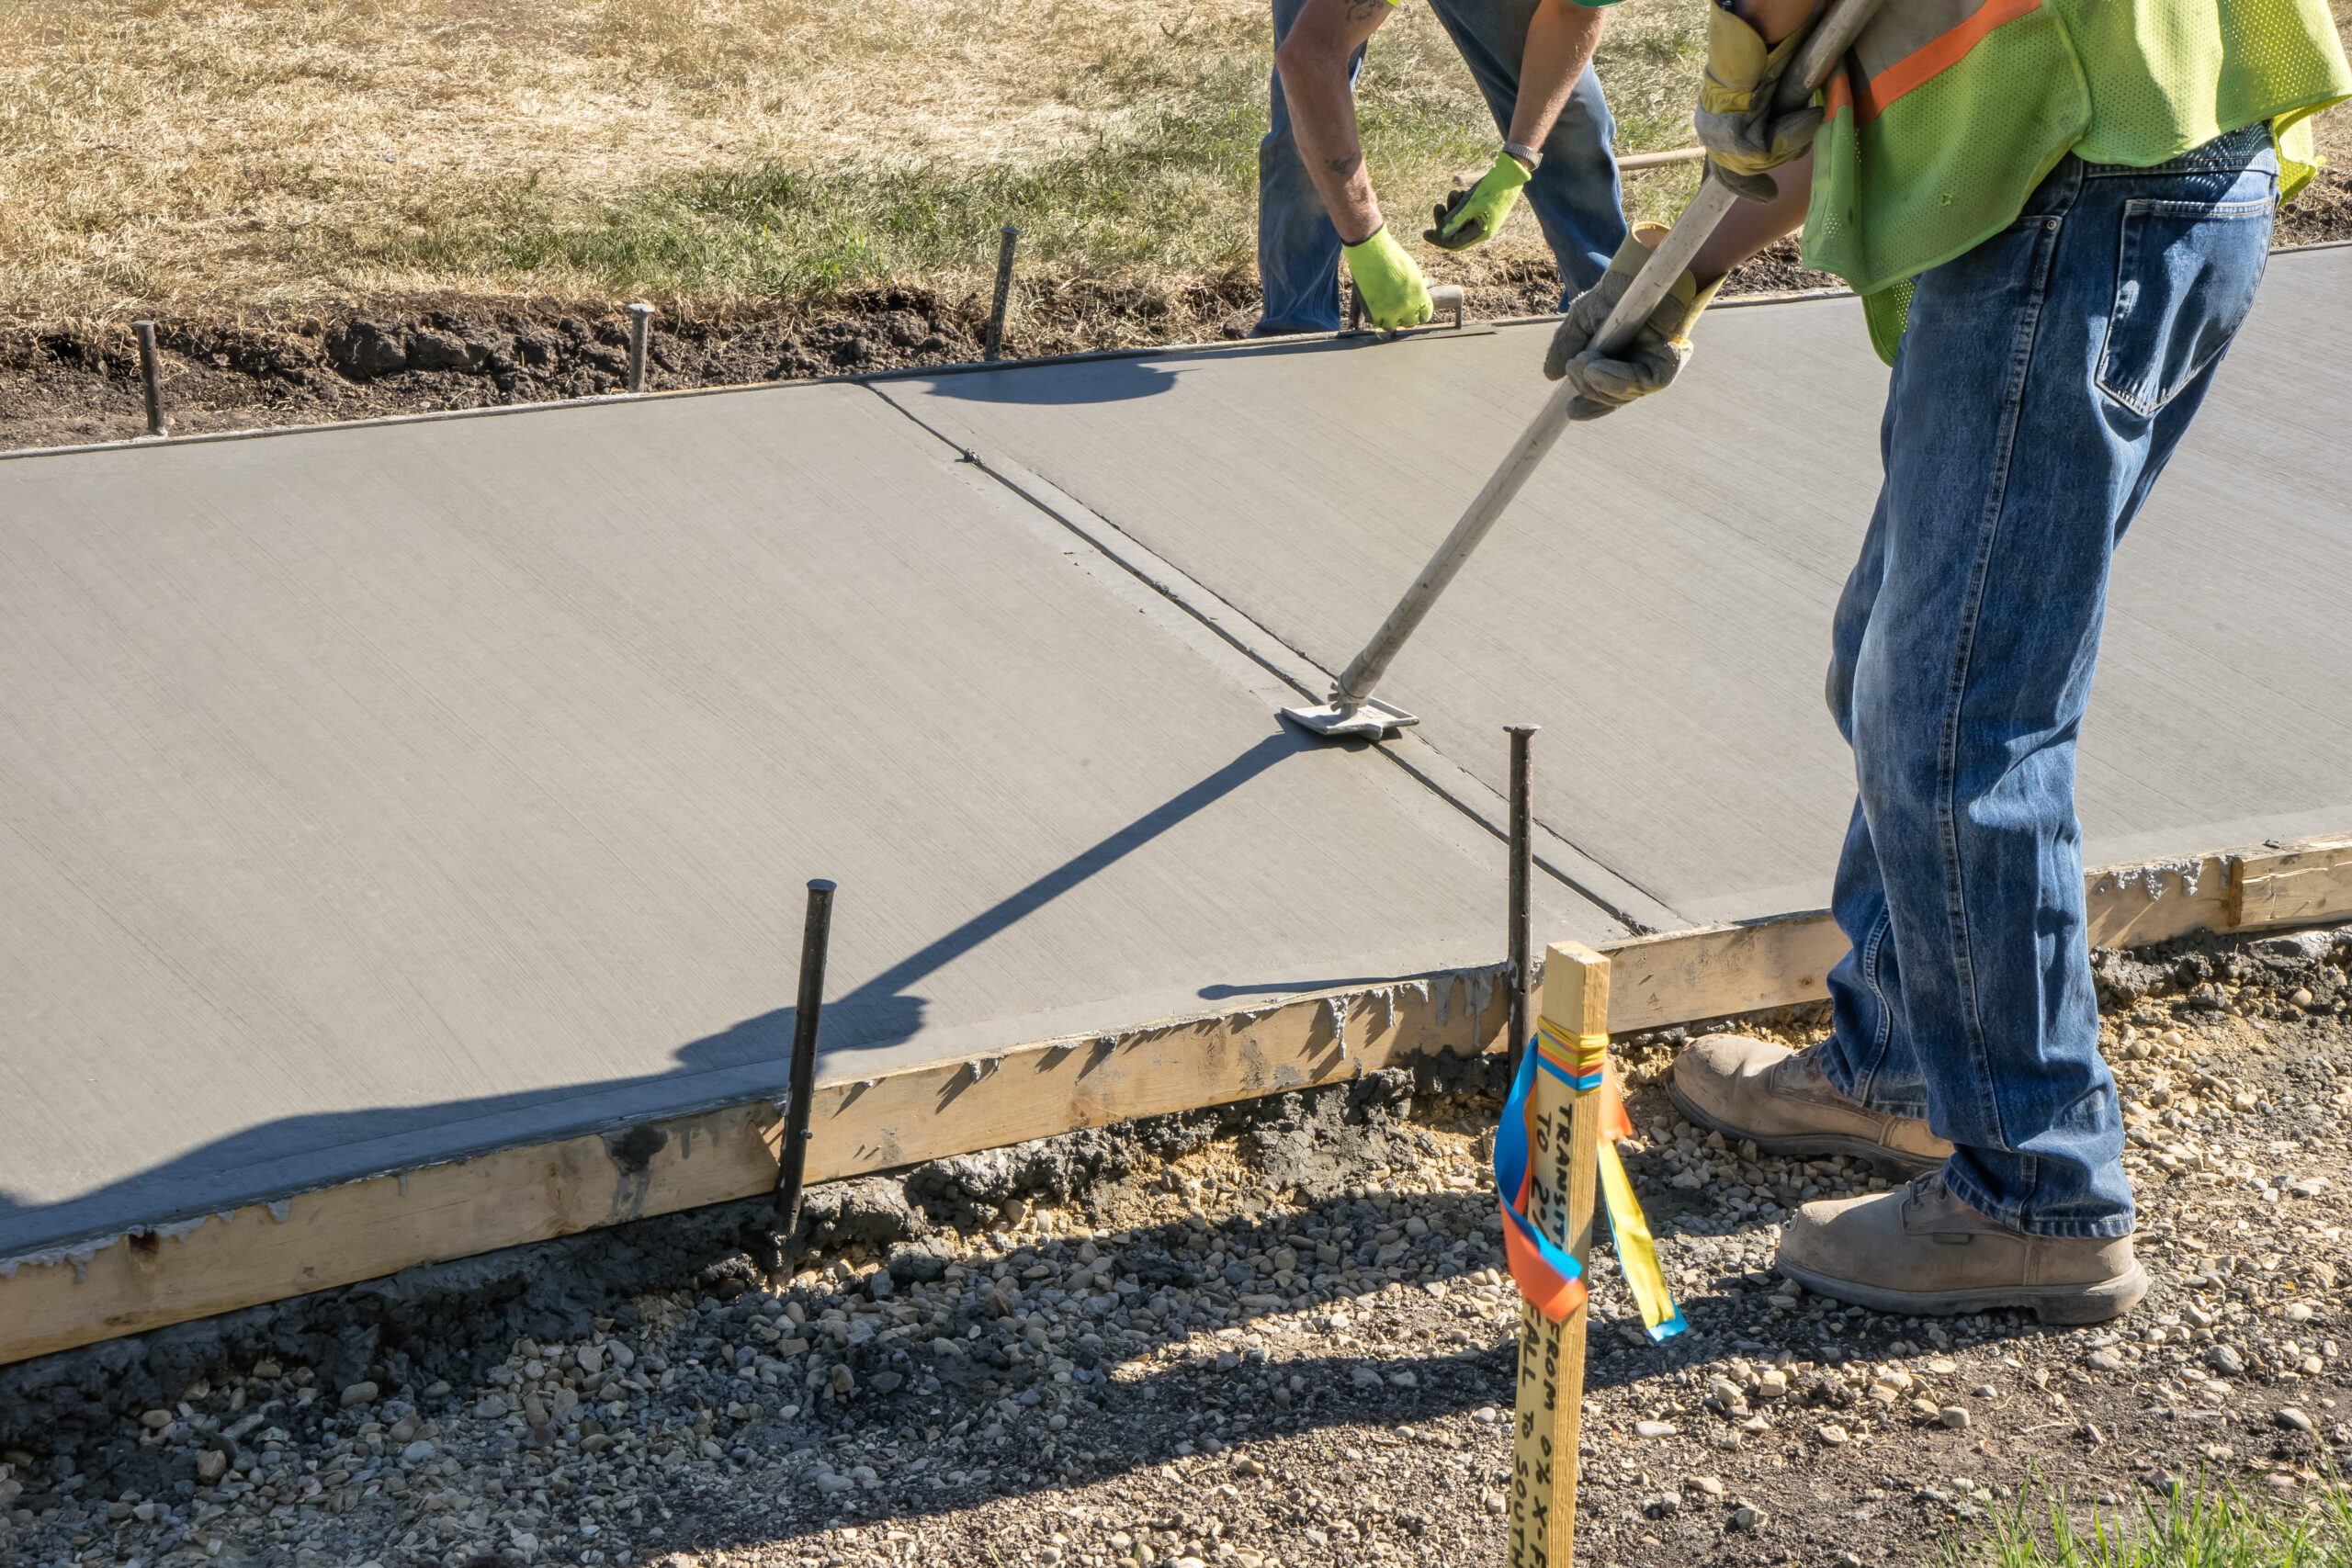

{"left": 1279, "top": 698, "right": 1420, "bottom": 740}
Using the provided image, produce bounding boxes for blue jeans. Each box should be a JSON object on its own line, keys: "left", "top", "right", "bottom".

{"left": 1817, "top": 124, "right": 2278, "bottom": 1240}
{"left": 1253, "top": 0, "right": 1626, "bottom": 335}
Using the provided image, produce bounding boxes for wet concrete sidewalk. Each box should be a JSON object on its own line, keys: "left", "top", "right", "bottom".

{"left": 2, "top": 247, "right": 2344, "bottom": 1267}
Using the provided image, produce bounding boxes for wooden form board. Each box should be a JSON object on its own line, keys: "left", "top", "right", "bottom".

{"left": 6, "top": 831, "right": 2347, "bottom": 1368}
{"left": 2233, "top": 836, "right": 2352, "bottom": 931}
{"left": 1603, "top": 831, "right": 2352, "bottom": 1034}
{"left": 0, "top": 969, "right": 1509, "bottom": 1365}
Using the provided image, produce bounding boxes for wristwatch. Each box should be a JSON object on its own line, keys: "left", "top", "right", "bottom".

{"left": 1503, "top": 140, "right": 1542, "bottom": 170}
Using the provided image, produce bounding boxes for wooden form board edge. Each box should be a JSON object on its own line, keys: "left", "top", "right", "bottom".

{"left": 6, "top": 829, "right": 2346, "bottom": 1367}
{"left": 1607, "top": 830, "right": 2352, "bottom": 1034}
{"left": 0, "top": 968, "right": 1512, "bottom": 1366}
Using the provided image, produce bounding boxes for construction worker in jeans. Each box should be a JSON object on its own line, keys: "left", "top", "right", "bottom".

{"left": 1544, "top": 0, "right": 2350, "bottom": 1321}
{"left": 1258, "top": 0, "right": 1628, "bottom": 334}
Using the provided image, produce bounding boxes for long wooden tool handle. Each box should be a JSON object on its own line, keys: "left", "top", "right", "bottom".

{"left": 1329, "top": 0, "right": 1883, "bottom": 711}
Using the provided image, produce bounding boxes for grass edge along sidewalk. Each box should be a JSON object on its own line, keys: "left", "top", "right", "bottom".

{"left": 1952, "top": 1467, "right": 2352, "bottom": 1568}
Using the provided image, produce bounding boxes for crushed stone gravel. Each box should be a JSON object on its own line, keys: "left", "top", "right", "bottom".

{"left": 3, "top": 922, "right": 2349, "bottom": 1568}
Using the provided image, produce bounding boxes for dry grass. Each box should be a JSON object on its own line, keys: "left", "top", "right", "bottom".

{"left": 1, "top": 0, "right": 2341, "bottom": 319}
{"left": 0, "top": 0, "right": 1716, "bottom": 315}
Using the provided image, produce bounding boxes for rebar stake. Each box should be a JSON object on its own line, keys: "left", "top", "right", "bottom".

{"left": 984, "top": 227, "right": 1020, "bottom": 362}
{"left": 132, "top": 321, "right": 166, "bottom": 438}
{"left": 774, "top": 879, "right": 836, "bottom": 1277}
{"left": 625, "top": 302, "right": 654, "bottom": 394}
{"left": 1506, "top": 726, "right": 1537, "bottom": 1076}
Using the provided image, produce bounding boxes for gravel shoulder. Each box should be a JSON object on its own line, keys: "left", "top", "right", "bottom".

{"left": 3, "top": 921, "right": 2349, "bottom": 1568}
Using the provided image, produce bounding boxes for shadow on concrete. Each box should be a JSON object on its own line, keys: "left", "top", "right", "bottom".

{"left": 921, "top": 358, "right": 1182, "bottom": 405}
{"left": 1195, "top": 978, "right": 1400, "bottom": 999}
{"left": 911, "top": 333, "right": 1370, "bottom": 406}
{"left": 0, "top": 732, "right": 1337, "bottom": 1257}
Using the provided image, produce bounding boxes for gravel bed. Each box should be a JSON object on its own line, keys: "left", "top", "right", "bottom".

{"left": 3, "top": 924, "right": 2348, "bottom": 1568}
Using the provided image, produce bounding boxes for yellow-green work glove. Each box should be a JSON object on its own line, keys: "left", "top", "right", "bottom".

{"left": 1425, "top": 151, "right": 1533, "bottom": 251}
{"left": 1543, "top": 224, "right": 1723, "bottom": 420}
{"left": 1694, "top": 2, "right": 1823, "bottom": 203}
{"left": 1342, "top": 225, "right": 1434, "bottom": 331}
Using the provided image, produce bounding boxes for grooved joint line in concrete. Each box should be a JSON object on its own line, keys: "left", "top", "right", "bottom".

{"left": 865, "top": 382, "right": 1689, "bottom": 937}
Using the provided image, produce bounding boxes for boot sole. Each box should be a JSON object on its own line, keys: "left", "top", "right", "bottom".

{"left": 1668, "top": 1083, "right": 1945, "bottom": 1180}
{"left": 1773, "top": 1258, "right": 2151, "bottom": 1325}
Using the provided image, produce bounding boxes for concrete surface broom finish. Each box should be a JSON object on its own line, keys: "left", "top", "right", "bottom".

{"left": 885, "top": 246, "right": 2352, "bottom": 925}
{"left": 0, "top": 382, "right": 1611, "bottom": 1265}
{"left": 1, "top": 254, "right": 2346, "bottom": 1355}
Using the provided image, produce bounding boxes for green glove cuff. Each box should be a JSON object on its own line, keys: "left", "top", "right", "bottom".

{"left": 1342, "top": 225, "right": 1434, "bottom": 330}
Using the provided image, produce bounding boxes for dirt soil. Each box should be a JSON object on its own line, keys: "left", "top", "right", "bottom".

{"left": 4, "top": 921, "right": 2349, "bottom": 1568}
{"left": 0, "top": 236, "right": 1838, "bottom": 455}
{"left": 17, "top": 168, "right": 2346, "bottom": 459}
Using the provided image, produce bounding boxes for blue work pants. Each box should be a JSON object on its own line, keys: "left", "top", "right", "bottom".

{"left": 1818, "top": 124, "right": 2280, "bottom": 1238}
{"left": 1253, "top": 0, "right": 1626, "bottom": 335}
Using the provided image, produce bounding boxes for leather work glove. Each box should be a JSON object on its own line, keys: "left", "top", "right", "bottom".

{"left": 1342, "top": 225, "right": 1434, "bottom": 331}
{"left": 1424, "top": 151, "right": 1533, "bottom": 251}
{"left": 1694, "top": 1, "right": 1824, "bottom": 203}
{"left": 1542, "top": 224, "right": 1723, "bottom": 420}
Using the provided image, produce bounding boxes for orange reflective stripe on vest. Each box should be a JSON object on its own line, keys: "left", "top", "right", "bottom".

{"left": 1820, "top": 0, "right": 2044, "bottom": 126}
{"left": 1802, "top": 0, "right": 2352, "bottom": 362}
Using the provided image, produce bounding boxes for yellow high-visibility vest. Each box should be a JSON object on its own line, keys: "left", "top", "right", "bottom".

{"left": 1801, "top": 0, "right": 2352, "bottom": 362}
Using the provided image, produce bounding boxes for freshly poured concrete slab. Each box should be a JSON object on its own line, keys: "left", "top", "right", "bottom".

{"left": 0, "top": 385, "right": 1615, "bottom": 1257}
{"left": 885, "top": 246, "right": 2352, "bottom": 925}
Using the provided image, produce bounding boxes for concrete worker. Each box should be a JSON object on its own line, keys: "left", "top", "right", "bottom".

{"left": 1259, "top": 0, "right": 1628, "bottom": 333}
{"left": 1550, "top": 0, "right": 2349, "bottom": 1322}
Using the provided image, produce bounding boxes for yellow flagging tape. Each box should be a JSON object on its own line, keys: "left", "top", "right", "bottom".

{"left": 1597, "top": 1138, "right": 1688, "bottom": 1341}
{"left": 1498, "top": 1038, "right": 1687, "bottom": 1339}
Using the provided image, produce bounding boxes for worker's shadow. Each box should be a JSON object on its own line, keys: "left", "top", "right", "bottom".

{"left": 915, "top": 336, "right": 1371, "bottom": 407}
{"left": 0, "top": 732, "right": 1336, "bottom": 1255}
{"left": 918, "top": 356, "right": 1181, "bottom": 405}
{"left": 671, "top": 729, "right": 1306, "bottom": 1076}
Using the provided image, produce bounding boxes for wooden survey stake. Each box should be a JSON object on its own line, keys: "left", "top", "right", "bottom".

{"left": 1508, "top": 942, "right": 1607, "bottom": 1568}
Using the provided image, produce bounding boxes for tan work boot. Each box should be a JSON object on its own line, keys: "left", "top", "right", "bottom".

{"left": 1669, "top": 1034, "right": 1951, "bottom": 1176}
{"left": 1777, "top": 1173, "right": 2148, "bottom": 1325}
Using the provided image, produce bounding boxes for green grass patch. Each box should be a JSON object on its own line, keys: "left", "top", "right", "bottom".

{"left": 331, "top": 99, "right": 1505, "bottom": 299}
{"left": 1952, "top": 1472, "right": 2352, "bottom": 1568}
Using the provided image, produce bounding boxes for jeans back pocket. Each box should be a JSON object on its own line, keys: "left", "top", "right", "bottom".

{"left": 2095, "top": 188, "right": 2275, "bottom": 418}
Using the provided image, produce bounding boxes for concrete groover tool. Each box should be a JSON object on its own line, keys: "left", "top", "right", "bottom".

{"left": 1283, "top": 0, "right": 1887, "bottom": 744}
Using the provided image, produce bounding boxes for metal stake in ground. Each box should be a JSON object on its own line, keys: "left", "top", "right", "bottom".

{"left": 625, "top": 302, "right": 655, "bottom": 394}
{"left": 1508, "top": 942, "right": 1606, "bottom": 1568}
{"left": 1506, "top": 726, "right": 1537, "bottom": 1077}
{"left": 1281, "top": 0, "right": 1889, "bottom": 741}
{"left": 774, "top": 878, "right": 836, "bottom": 1274}
{"left": 984, "top": 226, "right": 1020, "bottom": 363}
{"left": 131, "top": 321, "right": 167, "bottom": 439}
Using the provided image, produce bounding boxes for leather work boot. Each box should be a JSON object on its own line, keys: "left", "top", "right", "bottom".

{"left": 1777, "top": 1173, "right": 2149, "bottom": 1325}
{"left": 1669, "top": 1034, "right": 1951, "bottom": 1176}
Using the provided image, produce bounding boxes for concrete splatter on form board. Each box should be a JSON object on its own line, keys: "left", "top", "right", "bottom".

{"left": 2097, "top": 859, "right": 2210, "bottom": 902}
